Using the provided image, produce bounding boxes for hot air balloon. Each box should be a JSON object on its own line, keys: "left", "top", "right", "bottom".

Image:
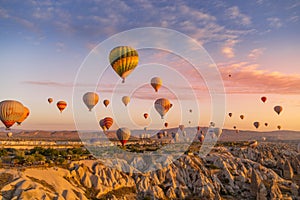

{"left": 188, "top": 121, "right": 191, "bottom": 124}
{"left": 240, "top": 115, "right": 244, "bottom": 120}
{"left": 261, "top": 96, "right": 267, "bottom": 103}
{"left": 7, "top": 132, "right": 13, "bottom": 137}
{"left": 0, "top": 100, "right": 24, "bottom": 129}
{"left": 189, "top": 109, "right": 192, "bottom": 113}
{"left": 143, "top": 113, "right": 148, "bottom": 119}
{"left": 103, "top": 99, "right": 110, "bottom": 107}
{"left": 99, "top": 119, "right": 107, "bottom": 131}
{"left": 249, "top": 140, "right": 258, "bottom": 148}
{"left": 48, "top": 98, "right": 53, "bottom": 104}
{"left": 198, "top": 134, "right": 204, "bottom": 142}
{"left": 277, "top": 125, "right": 281, "bottom": 130}
{"left": 157, "top": 132, "right": 163, "bottom": 139}
{"left": 179, "top": 125, "right": 185, "bottom": 132}
{"left": 151, "top": 77, "right": 162, "bottom": 92}
{"left": 253, "top": 122, "right": 260, "bottom": 129}
{"left": 57, "top": 101, "right": 67, "bottom": 113}
{"left": 116, "top": 127, "right": 131, "bottom": 146}
{"left": 274, "top": 106, "right": 283, "bottom": 115}
{"left": 154, "top": 98, "right": 172, "bottom": 119}
{"left": 102, "top": 117, "right": 113, "bottom": 130}
{"left": 233, "top": 126, "right": 237, "bottom": 130}
{"left": 229, "top": 74, "right": 232, "bottom": 77}
{"left": 264, "top": 123, "right": 268, "bottom": 127}
{"left": 164, "top": 122, "right": 168, "bottom": 128}
{"left": 83, "top": 92, "right": 99, "bottom": 111}
{"left": 122, "top": 96, "right": 130, "bottom": 107}
{"left": 109, "top": 46, "right": 139, "bottom": 83}
{"left": 16, "top": 106, "right": 30, "bottom": 125}
{"left": 228, "top": 113, "right": 232, "bottom": 117}
{"left": 210, "top": 122, "right": 215, "bottom": 127}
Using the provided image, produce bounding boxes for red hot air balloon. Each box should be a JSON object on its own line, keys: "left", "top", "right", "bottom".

{"left": 164, "top": 122, "right": 168, "bottom": 128}
{"left": 143, "top": 113, "right": 149, "bottom": 119}
{"left": 261, "top": 96, "right": 267, "bottom": 103}
{"left": 103, "top": 117, "right": 113, "bottom": 130}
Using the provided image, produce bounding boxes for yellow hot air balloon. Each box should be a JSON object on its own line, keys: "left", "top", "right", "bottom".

{"left": 48, "top": 98, "right": 53, "bottom": 104}
{"left": 109, "top": 46, "right": 139, "bottom": 83}
{"left": 16, "top": 106, "right": 30, "bottom": 125}
{"left": 103, "top": 99, "right": 110, "bottom": 107}
{"left": 0, "top": 100, "right": 24, "bottom": 129}
{"left": 116, "top": 127, "right": 131, "bottom": 146}
{"left": 7, "top": 132, "right": 13, "bottom": 137}
{"left": 154, "top": 98, "right": 172, "bottom": 119}
{"left": 151, "top": 77, "right": 162, "bottom": 92}
{"left": 57, "top": 101, "right": 67, "bottom": 113}
{"left": 83, "top": 92, "right": 99, "bottom": 111}
{"left": 274, "top": 106, "right": 283, "bottom": 115}
{"left": 122, "top": 96, "right": 130, "bottom": 106}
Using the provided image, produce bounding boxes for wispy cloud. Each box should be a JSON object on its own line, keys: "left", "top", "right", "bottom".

{"left": 225, "top": 6, "right": 251, "bottom": 26}
{"left": 267, "top": 17, "right": 282, "bottom": 28}
{"left": 221, "top": 40, "right": 238, "bottom": 58}
{"left": 248, "top": 48, "right": 265, "bottom": 59}
{"left": 219, "top": 62, "right": 300, "bottom": 94}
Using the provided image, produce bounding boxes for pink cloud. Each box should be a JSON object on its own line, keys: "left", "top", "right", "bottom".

{"left": 219, "top": 62, "right": 300, "bottom": 94}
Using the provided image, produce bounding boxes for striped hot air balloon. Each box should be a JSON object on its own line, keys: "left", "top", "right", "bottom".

{"left": 154, "top": 98, "right": 172, "bottom": 119}
{"left": 0, "top": 100, "right": 25, "bottom": 129}
{"left": 109, "top": 46, "right": 139, "bottom": 83}
{"left": 102, "top": 117, "right": 113, "bottom": 130}
{"left": 16, "top": 106, "right": 30, "bottom": 125}
{"left": 99, "top": 119, "right": 106, "bottom": 131}
{"left": 57, "top": 101, "right": 67, "bottom": 113}
{"left": 83, "top": 92, "right": 99, "bottom": 111}
{"left": 116, "top": 127, "right": 131, "bottom": 146}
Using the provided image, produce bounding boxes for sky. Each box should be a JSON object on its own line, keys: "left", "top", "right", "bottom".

{"left": 0, "top": 0, "right": 300, "bottom": 131}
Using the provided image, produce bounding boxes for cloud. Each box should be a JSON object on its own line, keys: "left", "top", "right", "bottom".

{"left": 221, "top": 40, "right": 238, "bottom": 58}
{"left": 248, "top": 48, "right": 265, "bottom": 59}
{"left": 267, "top": 17, "right": 282, "bottom": 28}
{"left": 225, "top": 6, "right": 251, "bottom": 26}
{"left": 219, "top": 62, "right": 300, "bottom": 94}
{"left": 22, "top": 81, "right": 74, "bottom": 87}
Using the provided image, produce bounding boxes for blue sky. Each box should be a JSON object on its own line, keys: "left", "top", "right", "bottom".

{"left": 0, "top": 0, "right": 300, "bottom": 130}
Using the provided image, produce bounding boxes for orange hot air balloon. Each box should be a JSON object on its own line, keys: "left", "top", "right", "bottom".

{"left": 150, "top": 77, "right": 162, "bottom": 92}
{"left": 261, "top": 96, "right": 267, "bottom": 103}
{"left": 164, "top": 122, "right": 168, "bottom": 128}
{"left": 277, "top": 125, "right": 281, "bottom": 130}
{"left": 116, "top": 127, "right": 131, "bottom": 146}
{"left": 264, "top": 123, "right": 268, "bottom": 127}
{"left": 274, "top": 106, "right": 283, "bottom": 115}
{"left": 253, "top": 122, "right": 260, "bottom": 129}
{"left": 103, "top": 99, "right": 110, "bottom": 107}
{"left": 48, "top": 98, "right": 53, "bottom": 104}
{"left": 154, "top": 98, "right": 172, "bottom": 119}
{"left": 0, "top": 100, "right": 24, "bottom": 129}
{"left": 240, "top": 115, "right": 244, "bottom": 120}
{"left": 57, "top": 101, "right": 67, "bottom": 113}
{"left": 228, "top": 113, "right": 232, "bottom": 117}
{"left": 99, "top": 119, "right": 106, "bottom": 131}
{"left": 16, "top": 106, "right": 30, "bottom": 125}
{"left": 103, "top": 117, "right": 113, "bottom": 130}
{"left": 143, "top": 113, "right": 149, "bottom": 119}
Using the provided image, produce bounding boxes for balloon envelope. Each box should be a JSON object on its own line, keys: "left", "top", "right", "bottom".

{"left": 83, "top": 92, "right": 99, "bottom": 111}
{"left": 143, "top": 113, "right": 148, "bottom": 119}
{"left": 48, "top": 98, "right": 53, "bottom": 104}
{"left": 164, "top": 122, "right": 168, "bottom": 128}
{"left": 253, "top": 122, "right": 260, "bottom": 129}
{"left": 274, "top": 106, "right": 283, "bottom": 115}
{"left": 16, "top": 106, "right": 30, "bottom": 125}
{"left": 109, "top": 46, "right": 139, "bottom": 83}
{"left": 228, "top": 113, "right": 232, "bottom": 117}
{"left": 261, "top": 96, "right": 267, "bottom": 103}
{"left": 240, "top": 115, "right": 244, "bottom": 120}
{"left": 122, "top": 96, "right": 130, "bottom": 106}
{"left": 151, "top": 77, "right": 162, "bottom": 92}
{"left": 116, "top": 127, "right": 131, "bottom": 146}
{"left": 103, "top": 117, "right": 113, "bottom": 130}
{"left": 57, "top": 101, "right": 67, "bottom": 113}
{"left": 0, "top": 100, "right": 24, "bottom": 129}
{"left": 103, "top": 99, "right": 110, "bottom": 107}
{"left": 99, "top": 119, "right": 107, "bottom": 131}
{"left": 154, "top": 98, "right": 172, "bottom": 119}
